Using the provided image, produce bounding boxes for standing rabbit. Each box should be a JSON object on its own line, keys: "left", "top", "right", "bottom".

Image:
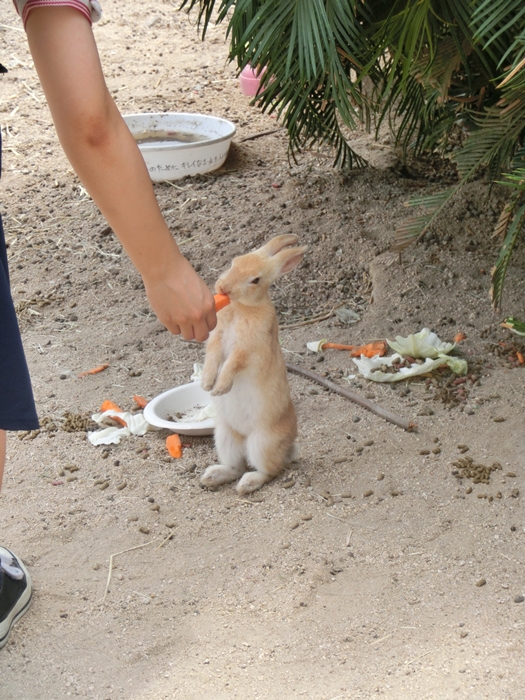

{"left": 200, "top": 234, "right": 307, "bottom": 495}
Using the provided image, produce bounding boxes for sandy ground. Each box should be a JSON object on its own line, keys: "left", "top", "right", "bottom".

{"left": 1, "top": 1, "right": 525, "bottom": 698}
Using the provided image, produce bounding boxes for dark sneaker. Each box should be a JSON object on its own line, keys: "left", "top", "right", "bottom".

{"left": 0, "top": 547, "right": 32, "bottom": 649}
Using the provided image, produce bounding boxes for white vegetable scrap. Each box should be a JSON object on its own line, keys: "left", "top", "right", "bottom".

{"left": 387, "top": 328, "right": 455, "bottom": 359}
{"left": 306, "top": 339, "right": 328, "bottom": 353}
{"left": 88, "top": 409, "right": 156, "bottom": 446}
{"left": 352, "top": 352, "right": 467, "bottom": 383}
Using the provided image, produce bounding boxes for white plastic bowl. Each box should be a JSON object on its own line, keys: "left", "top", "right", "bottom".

{"left": 143, "top": 382, "right": 214, "bottom": 436}
{"left": 123, "top": 112, "right": 236, "bottom": 182}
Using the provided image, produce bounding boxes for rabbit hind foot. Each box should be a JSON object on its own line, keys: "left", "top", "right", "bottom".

{"left": 200, "top": 463, "right": 245, "bottom": 489}
{"left": 236, "top": 471, "right": 273, "bottom": 495}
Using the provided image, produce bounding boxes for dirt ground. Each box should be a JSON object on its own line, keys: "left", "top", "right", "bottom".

{"left": 1, "top": 2, "right": 525, "bottom": 698}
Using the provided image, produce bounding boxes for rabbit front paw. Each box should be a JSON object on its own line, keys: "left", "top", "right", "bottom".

{"left": 200, "top": 374, "right": 216, "bottom": 392}
{"left": 210, "top": 380, "right": 233, "bottom": 396}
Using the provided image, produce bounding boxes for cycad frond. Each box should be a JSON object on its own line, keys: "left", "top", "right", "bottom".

{"left": 491, "top": 202, "right": 525, "bottom": 309}
{"left": 394, "top": 188, "right": 456, "bottom": 251}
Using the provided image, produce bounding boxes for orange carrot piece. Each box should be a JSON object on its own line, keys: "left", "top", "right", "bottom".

{"left": 322, "top": 342, "right": 355, "bottom": 351}
{"left": 517, "top": 351, "right": 524, "bottom": 365}
{"left": 99, "top": 400, "right": 127, "bottom": 426}
{"left": 349, "top": 341, "right": 387, "bottom": 358}
{"left": 166, "top": 434, "right": 182, "bottom": 458}
{"left": 454, "top": 332, "right": 467, "bottom": 343}
{"left": 133, "top": 395, "right": 148, "bottom": 409}
{"left": 78, "top": 363, "right": 109, "bottom": 378}
{"left": 214, "top": 293, "right": 230, "bottom": 312}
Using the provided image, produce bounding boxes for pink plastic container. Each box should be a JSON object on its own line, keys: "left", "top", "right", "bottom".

{"left": 239, "top": 65, "right": 267, "bottom": 97}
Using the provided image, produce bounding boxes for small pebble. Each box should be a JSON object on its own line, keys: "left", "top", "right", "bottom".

{"left": 139, "top": 526, "right": 150, "bottom": 535}
{"left": 476, "top": 578, "right": 486, "bottom": 587}
{"left": 363, "top": 490, "right": 373, "bottom": 498}
{"left": 418, "top": 407, "right": 434, "bottom": 416}
{"left": 514, "top": 595, "right": 524, "bottom": 604}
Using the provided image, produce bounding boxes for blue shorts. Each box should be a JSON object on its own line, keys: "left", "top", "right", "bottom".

{"left": 0, "top": 133, "right": 39, "bottom": 431}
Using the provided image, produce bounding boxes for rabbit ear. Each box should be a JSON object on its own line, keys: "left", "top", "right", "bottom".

{"left": 259, "top": 234, "right": 299, "bottom": 258}
{"left": 273, "top": 245, "right": 308, "bottom": 276}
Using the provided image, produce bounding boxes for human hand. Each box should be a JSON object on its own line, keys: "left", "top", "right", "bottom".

{"left": 143, "top": 254, "right": 217, "bottom": 342}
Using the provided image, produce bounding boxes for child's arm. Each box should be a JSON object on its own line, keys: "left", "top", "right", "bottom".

{"left": 25, "top": 7, "right": 216, "bottom": 342}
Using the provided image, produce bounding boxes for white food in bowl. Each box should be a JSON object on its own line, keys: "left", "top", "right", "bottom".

{"left": 123, "top": 112, "right": 236, "bottom": 181}
{"left": 143, "top": 382, "right": 214, "bottom": 436}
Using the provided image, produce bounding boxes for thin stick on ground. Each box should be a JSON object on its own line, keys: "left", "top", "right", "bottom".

{"left": 238, "top": 127, "right": 283, "bottom": 142}
{"left": 280, "top": 302, "right": 347, "bottom": 330}
{"left": 286, "top": 363, "right": 417, "bottom": 431}
{"left": 102, "top": 539, "right": 157, "bottom": 602}
{"left": 155, "top": 532, "right": 174, "bottom": 551}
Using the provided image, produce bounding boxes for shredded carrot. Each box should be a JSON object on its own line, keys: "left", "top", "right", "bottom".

{"left": 214, "top": 293, "right": 230, "bottom": 312}
{"left": 99, "top": 400, "right": 127, "bottom": 427}
{"left": 322, "top": 342, "right": 355, "bottom": 351}
{"left": 166, "top": 433, "right": 182, "bottom": 458}
{"left": 349, "top": 341, "right": 387, "bottom": 358}
{"left": 454, "top": 332, "right": 467, "bottom": 343}
{"left": 133, "top": 395, "right": 148, "bottom": 409}
{"left": 78, "top": 363, "right": 109, "bottom": 378}
{"left": 517, "top": 351, "right": 525, "bottom": 365}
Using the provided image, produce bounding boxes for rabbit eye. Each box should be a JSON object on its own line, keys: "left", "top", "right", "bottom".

{"left": 250, "top": 277, "right": 260, "bottom": 285}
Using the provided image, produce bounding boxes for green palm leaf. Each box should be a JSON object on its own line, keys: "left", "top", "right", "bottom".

{"left": 491, "top": 202, "right": 525, "bottom": 309}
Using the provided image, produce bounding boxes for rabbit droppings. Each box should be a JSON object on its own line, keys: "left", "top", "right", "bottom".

{"left": 200, "top": 234, "right": 307, "bottom": 495}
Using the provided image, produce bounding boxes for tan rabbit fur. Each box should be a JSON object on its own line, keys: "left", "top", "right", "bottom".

{"left": 200, "top": 234, "right": 307, "bottom": 495}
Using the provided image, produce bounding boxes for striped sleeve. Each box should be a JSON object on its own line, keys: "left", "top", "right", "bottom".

{"left": 13, "top": 0, "right": 102, "bottom": 28}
